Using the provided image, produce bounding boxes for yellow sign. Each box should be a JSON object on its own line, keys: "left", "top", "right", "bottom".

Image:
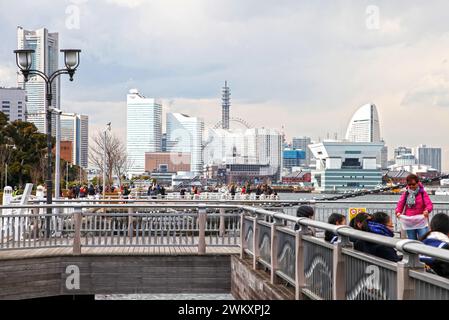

{"left": 348, "top": 208, "right": 367, "bottom": 221}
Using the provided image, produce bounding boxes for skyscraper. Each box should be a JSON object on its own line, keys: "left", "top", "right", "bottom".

{"left": 127, "top": 89, "right": 162, "bottom": 176}
{"left": 17, "top": 26, "right": 60, "bottom": 134}
{"left": 416, "top": 145, "right": 442, "bottom": 172}
{"left": 394, "top": 146, "right": 413, "bottom": 159}
{"left": 292, "top": 136, "right": 312, "bottom": 166}
{"left": 59, "top": 113, "right": 89, "bottom": 168}
{"left": 222, "top": 81, "right": 230, "bottom": 130}
{"left": 0, "top": 87, "right": 26, "bottom": 122}
{"left": 166, "top": 113, "right": 204, "bottom": 175}
{"left": 345, "top": 103, "right": 380, "bottom": 143}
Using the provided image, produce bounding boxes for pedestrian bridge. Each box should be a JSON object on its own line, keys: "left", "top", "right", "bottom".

{"left": 1, "top": 199, "right": 449, "bottom": 300}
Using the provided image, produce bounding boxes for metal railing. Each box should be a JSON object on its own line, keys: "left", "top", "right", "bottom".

{"left": 240, "top": 205, "right": 449, "bottom": 300}
{"left": 0, "top": 203, "right": 242, "bottom": 252}
{"left": 2, "top": 199, "right": 449, "bottom": 300}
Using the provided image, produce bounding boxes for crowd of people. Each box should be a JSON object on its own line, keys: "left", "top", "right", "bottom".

{"left": 294, "top": 174, "right": 449, "bottom": 278}
{"left": 66, "top": 184, "right": 132, "bottom": 199}
{"left": 227, "top": 183, "right": 278, "bottom": 198}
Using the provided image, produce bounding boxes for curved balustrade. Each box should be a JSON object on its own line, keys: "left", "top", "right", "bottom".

{"left": 1, "top": 200, "right": 449, "bottom": 300}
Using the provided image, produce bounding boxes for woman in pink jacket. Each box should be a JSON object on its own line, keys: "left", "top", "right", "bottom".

{"left": 396, "top": 174, "right": 433, "bottom": 240}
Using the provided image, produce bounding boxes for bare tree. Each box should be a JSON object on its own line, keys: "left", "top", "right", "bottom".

{"left": 111, "top": 143, "right": 134, "bottom": 188}
{"left": 89, "top": 130, "right": 121, "bottom": 186}
{"left": 89, "top": 130, "right": 132, "bottom": 187}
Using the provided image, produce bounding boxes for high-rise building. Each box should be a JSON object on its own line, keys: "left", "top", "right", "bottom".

{"left": 0, "top": 87, "right": 26, "bottom": 122}
{"left": 394, "top": 146, "right": 413, "bottom": 159}
{"left": 17, "top": 27, "right": 60, "bottom": 134}
{"left": 380, "top": 140, "right": 388, "bottom": 169}
{"left": 59, "top": 113, "right": 89, "bottom": 168}
{"left": 166, "top": 113, "right": 204, "bottom": 175}
{"left": 127, "top": 89, "right": 162, "bottom": 176}
{"left": 416, "top": 145, "right": 442, "bottom": 172}
{"left": 221, "top": 81, "right": 230, "bottom": 130}
{"left": 205, "top": 128, "right": 283, "bottom": 181}
{"left": 345, "top": 103, "right": 381, "bottom": 143}
{"left": 292, "top": 136, "right": 312, "bottom": 166}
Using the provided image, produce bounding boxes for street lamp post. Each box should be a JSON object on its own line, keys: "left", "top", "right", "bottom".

{"left": 103, "top": 123, "right": 111, "bottom": 199}
{"left": 14, "top": 48, "right": 81, "bottom": 234}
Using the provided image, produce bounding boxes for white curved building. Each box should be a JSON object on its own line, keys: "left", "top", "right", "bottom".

{"left": 345, "top": 103, "right": 381, "bottom": 143}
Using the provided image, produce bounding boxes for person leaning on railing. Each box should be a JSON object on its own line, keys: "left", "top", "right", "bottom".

{"left": 419, "top": 213, "right": 449, "bottom": 278}
{"left": 355, "top": 212, "right": 401, "bottom": 262}
{"left": 324, "top": 213, "right": 346, "bottom": 244}
{"left": 294, "top": 205, "right": 315, "bottom": 235}
{"left": 395, "top": 174, "right": 433, "bottom": 240}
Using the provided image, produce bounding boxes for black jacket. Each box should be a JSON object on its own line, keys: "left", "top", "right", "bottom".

{"left": 354, "top": 239, "right": 401, "bottom": 262}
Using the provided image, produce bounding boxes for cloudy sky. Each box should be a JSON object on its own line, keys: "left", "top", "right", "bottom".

{"left": 0, "top": 0, "right": 448, "bottom": 170}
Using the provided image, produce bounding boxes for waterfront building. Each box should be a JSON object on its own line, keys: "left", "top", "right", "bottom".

{"left": 166, "top": 113, "right": 204, "bottom": 175}
{"left": 126, "top": 89, "right": 162, "bottom": 176}
{"left": 387, "top": 164, "right": 439, "bottom": 180}
{"left": 283, "top": 149, "right": 306, "bottom": 172}
{"left": 281, "top": 170, "right": 311, "bottom": 184}
{"left": 309, "top": 141, "right": 383, "bottom": 191}
{"left": 416, "top": 145, "right": 442, "bottom": 173}
{"left": 145, "top": 152, "right": 191, "bottom": 173}
{"left": 59, "top": 113, "right": 89, "bottom": 168}
{"left": 0, "top": 87, "right": 26, "bottom": 122}
{"left": 17, "top": 26, "right": 59, "bottom": 134}
{"left": 292, "top": 136, "right": 312, "bottom": 166}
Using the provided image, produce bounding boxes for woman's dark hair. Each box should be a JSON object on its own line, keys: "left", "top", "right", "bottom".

{"left": 406, "top": 174, "right": 420, "bottom": 184}
{"left": 325, "top": 213, "right": 346, "bottom": 242}
{"left": 352, "top": 212, "right": 371, "bottom": 231}
{"left": 296, "top": 205, "right": 314, "bottom": 218}
{"left": 371, "top": 212, "right": 390, "bottom": 225}
{"left": 361, "top": 211, "right": 389, "bottom": 231}
{"left": 429, "top": 213, "right": 449, "bottom": 235}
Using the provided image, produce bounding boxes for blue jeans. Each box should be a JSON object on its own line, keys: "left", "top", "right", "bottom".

{"left": 406, "top": 227, "right": 429, "bottom": 240}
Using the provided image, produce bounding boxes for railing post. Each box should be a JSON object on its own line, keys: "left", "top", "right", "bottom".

{"left": 240, "top": 211, "right": 245, "bottom": 259}
{"left": 253, "top": 216, "right": 260, "bottom": 270}
{"left": 198, "top": 204, "right": 206, "bottom": 255}
{"left": 219, "top": 208, "right": 226, "bottom": 237}
{"left": 396, "top": 240, "right": 422, "bottom": 300}
{"left": 73, "top": 210, "right": 81, "bottom": 255}
{"left": 128, "top": 207, "right": 133, "bottom": 244}
{"left": 295, "top": 218, "right": 307, "bottom": 300}
{"left": 332, "top": 230, "right": 352, "bottom": 300}
{"left": 270, "top": 217, "right": 282, "bottom": 284}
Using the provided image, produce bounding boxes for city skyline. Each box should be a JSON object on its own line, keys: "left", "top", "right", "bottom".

{"left": 0, "top": 1, "right": 448, "bottom": 170}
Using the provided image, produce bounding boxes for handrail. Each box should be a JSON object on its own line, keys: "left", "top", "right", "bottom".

{"left": 2, "top": 201, "right": 449, "bottom": 264}
{"left": 12, "top": 198, "right": 449, "bottom": 205}
{"left": 243, "top": 205, "right": 449, "bottom": 263}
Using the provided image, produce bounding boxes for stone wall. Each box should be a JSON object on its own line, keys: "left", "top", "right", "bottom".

{"left": 231, "top": 255, "right": 295, "bottom": 300}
